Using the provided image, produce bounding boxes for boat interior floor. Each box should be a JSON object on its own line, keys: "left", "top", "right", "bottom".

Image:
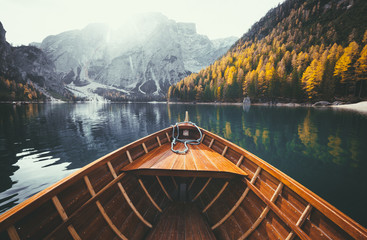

{"left": 145, "top": 202, "right": 216, "bottom": 240}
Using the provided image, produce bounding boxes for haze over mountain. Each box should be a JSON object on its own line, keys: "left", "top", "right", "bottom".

{"left": 0, "top": 13, "right": 237, "bottom": 101}
{"left": 39, "top": 13, "right": 237, "bottom": 100}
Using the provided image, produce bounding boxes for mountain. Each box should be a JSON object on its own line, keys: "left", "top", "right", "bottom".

{"left": 168, "top": 0, "right": 367, "bottom": 103}
{"left": 0, "top": 22, "right": 71, "bottom": 101}
{"left": 40, "top": 13, "right": 237, "bottom": 100}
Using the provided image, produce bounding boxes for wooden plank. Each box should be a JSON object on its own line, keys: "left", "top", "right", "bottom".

{"left": 109, "top": 162, "right": 155, "bottom": 228}
{"left": 188, "top": 177, "right": 196, "bottom": 191}
{"left": 85, "top": 173, "right": 152, "bottom": 230}
{"left": 84, "top": 176, "right": 96, "bottom": 197}
{"left": 221, "top": 146, "right": 228, "bottom": 156}
{"left": 138, "top": 179, "right": 162, "bottom": 212}
{"left": 239, "top": 206, "right": 270, "bottom": 240}
{"left": 0, "top": 127, "right": 173, "bottom": 232}
{"left": 211, "top": 187, "right": 250, "bottom": 230}
{"left": 126, "top": 150, "right": 133, "bottom": 163}
{"left": 201, "top": 134, "right": 206, "bottom": 143}
{"left": 252, "top": 166, "right": 261, "bottom": 184}
{"left": 285, "top": 204, "right": 313, "bottom": 240}
{"left": 238, "top": 182, "right": 284, "bottom": 240}
{"left": 96, "top": 201, "right": 128, "bottom": 240}
{"left": 171, "top": 176, "right": 178, "bottom": 189}
{"left": 142, "top": 143, "right": 148, "bottom": 154}
{"left": 200, "top": 128, "right": 367, "bottom": 240}
{"left": 156, "top": 176, "right": 173, "bottom": 201}
{"left": 192, "top": 178, "right": 212, "bottom": 202}
{"left": 67, "top": 225, "right": 82, "bottom": 240}
{"left": 209, "top": 138, "right": 215, "bottom": 148}
{"left": 156, "top": 136, "right": 162, "bottom": 146}
{"left": 202, "top": 181, "right": 229, "bottom": 213}
{"left": 52, "top": 196, "right": 68, "bottom": 222}
{"left": 165, "top": 132, "right": 171, "bottom": 142}
{"left": 52, "top": 192, "right": 81, "bottom": 240}
{"left": 211, "top": 166, "right": 261, "bottom": 230}
{"left": 122, "top": 141, "right": 247, "bottom": 177}
{"left": 245, "top": 179, "right": 310, "bottom": 240}
{"left": 107, "top": 162, "right": 117, "bottom": 178}
{"left": 7, "top": 225, "right": 20, "bottom": 240}
{"left": 117, "top": 182, "right": 152, "bottom": 228}
{"left": 236, "top": 155, "right": 244, "bottom": 166}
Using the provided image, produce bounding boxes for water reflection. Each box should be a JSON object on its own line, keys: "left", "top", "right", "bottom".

{"left": 0, "top": 103, "right": 366, "bottom": 227}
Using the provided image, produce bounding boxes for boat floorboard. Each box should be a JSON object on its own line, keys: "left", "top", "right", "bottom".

{"left": 145, "top": 202, "right": 217, "bottom": 240}
{"left": 121, "top": 142, "right": 247, "bottom": 178}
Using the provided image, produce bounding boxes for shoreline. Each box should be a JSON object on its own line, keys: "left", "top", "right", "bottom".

{"left": 331, "top": 101, "right": 367, "bottom": 114}
{"left": 2, "top": 100, "right": 367, "bottom": 114}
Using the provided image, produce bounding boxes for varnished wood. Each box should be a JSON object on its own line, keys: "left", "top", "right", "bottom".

{"left": 165, "top": 132, "right": 171, "bottom": 142}
{"left": 52, "top": 196, "right": 81, "bottom": 240}
{"left": 221, "top": 146, "right": 228, "bottom": 156}
{"left": 121, "top": 142, "right": 247, "bottom": 178}
{"left": 7, "top": 225, "right": 20, "bottom": 240}
{"left": 201, "top": 127, "right": 367, "bottom": 240}
{"left": 236, "top": 155, "right": 244, "bottom": 166}
{"left": 201, "top": 133, "right": 206, "bottom": 143}
{"left": 239, "top": 206, "right": 270, "bottom": 240}
{"left": 0, "top": 127, "right": 172, "bottom": 232}
{"left": 1, "top": 124, "right": 367, "bottom": 240}
{"left": 156, "top": 176, "right": 173, "bottom": 201}
{"left": 67, "top": 225, "right": 82, "bottom": 240}
{"left": 209, "top": 138, "right": 214, "bottom": 148}
{"left": 142, "top": 143, "right": 148, "bottom": 154}
{"left": 107, "top": 161, "right": 153, "bottom": 228}
{"left": 118, "top": 181, "right": 153, "bottom": 228}
{"left": 211, "top": 166, "right": 261, "bottom": 230}
{"left": 202, "top": 181, "right": 229, "bottom": 213}
{"left": 85, "top": 175, "right": 143, "bottom": 235}
{"left": 52, "top": 196, "right": 68, "bottom": 221}
{"left": 96, "top": 201, "right": 128, "bottom": 240}
{"left": 245, "top": 178, "right": 311, "bottom": 240}
{"left": 188, "top": 177, "right": 196, "bottom": 191}
{"left": 171, "top": 176, "right": 178, "bottom": 189}
{"left": 138, "top": 179, "right": 162, "bottom": 212}
{"left": 146, "top": 203, "right": 216, "bottom": 240}
{"left": 84, "top": 176, "right": 96, "bottom": 196}
{"left": 285, "top": 204, "right": 313, "bottom": 240}
{"left": 211, "top": 187, "right": 250, "bottom": 230}
{"left": 238, "top": 182, "right": 284, "bottom": 240}
{"left": 126, "top": 150, "right": 133, "bottom": 163}
{"left": 156, "top": 136, "right": 161, "bottom": 146}
{"left": 44, "top": 172, "right": 127, "bottom": 239}
{"left": 192, "top": 178, "right": 212, "bottom": 202}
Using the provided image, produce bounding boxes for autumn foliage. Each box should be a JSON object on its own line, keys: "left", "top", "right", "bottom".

{"left": 168, "top": 0, "right": 367, "bottom": 102}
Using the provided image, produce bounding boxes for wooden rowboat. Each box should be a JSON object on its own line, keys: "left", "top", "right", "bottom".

{"left": 1, "top": 115, "right": 367, "bottom": 239}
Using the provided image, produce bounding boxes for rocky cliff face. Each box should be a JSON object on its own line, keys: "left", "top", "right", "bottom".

{"left": 0, "top": 21, "right": 69, "bottom": 100}
{"left": 40, "top": 13, "right": 237, "bottom": 99}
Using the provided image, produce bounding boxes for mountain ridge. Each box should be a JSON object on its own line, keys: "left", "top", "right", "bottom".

{"left": 39, "top": 13, "right": 237, "bottom": 101}
{"left": 168, "top": 0, "right": 367, "bottom": 103}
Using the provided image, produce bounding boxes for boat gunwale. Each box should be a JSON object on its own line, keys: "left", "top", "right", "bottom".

{"left": 200, "top": 127, "right": 367, "bottom": 240}
{"left": 0, "top": 124, "right": 366, "bottom": 240}
{"left": 0, "top": 126, "right": 173, "bottom": 231}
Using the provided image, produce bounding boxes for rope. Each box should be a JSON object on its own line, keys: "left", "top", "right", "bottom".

{"left": 171, "top": 121, "right": 203, "bottom": 154}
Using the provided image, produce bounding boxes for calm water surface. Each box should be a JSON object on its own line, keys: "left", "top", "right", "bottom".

{"left": 0, "top": 103, "right": 366, "bottom": 227}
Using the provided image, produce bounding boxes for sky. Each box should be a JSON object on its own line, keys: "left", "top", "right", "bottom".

{"left": 1, "top": 0, "right": 284, "bottom": 46}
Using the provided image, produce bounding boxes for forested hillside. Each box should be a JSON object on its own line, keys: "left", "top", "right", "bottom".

{"left": 168, "top": 0, "right": 367, "bottom": 102}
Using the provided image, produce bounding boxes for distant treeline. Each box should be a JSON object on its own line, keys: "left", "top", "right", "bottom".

{"left": 168, "top": 0, "right": 367, "bottom": 102}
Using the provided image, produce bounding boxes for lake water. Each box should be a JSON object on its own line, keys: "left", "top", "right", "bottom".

{"left": 0, "top": 103, "right": 366, "bottom": 227}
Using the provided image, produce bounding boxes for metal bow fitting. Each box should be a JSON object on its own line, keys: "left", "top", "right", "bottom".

{"left": 171, "top": 121, "right": 203, "bottom": 154}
